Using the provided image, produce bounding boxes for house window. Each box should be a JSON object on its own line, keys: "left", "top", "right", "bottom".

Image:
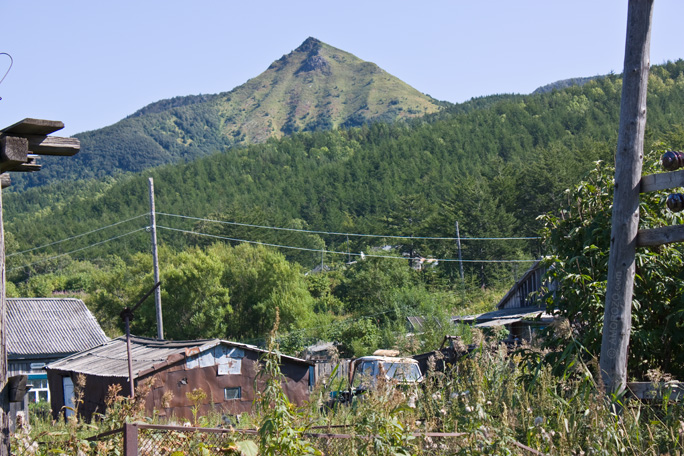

{"left": 28, "top": 374, "right": 49, "bottom": 403}
{"left": 224, "top": 387, "right": 241, "bottom": 400}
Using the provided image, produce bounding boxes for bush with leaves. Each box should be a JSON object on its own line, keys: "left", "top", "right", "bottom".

{"left": 255, "top": 311, "right": 321, "bottom": 456}
{"left": 538, "top": 148, "right": 684, "bottom": 379}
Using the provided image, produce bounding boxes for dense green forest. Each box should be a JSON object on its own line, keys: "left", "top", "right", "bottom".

{"left": 11, "top": 37, "right": 442, "bottom": 190}
{"left": 5, "top": 60, "right": 684, "bottom": 356}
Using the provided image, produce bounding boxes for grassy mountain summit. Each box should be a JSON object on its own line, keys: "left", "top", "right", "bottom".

{"left": 17, "top": 37, "right": 442, "bottom": 190}
{"left": 217, "top": 36, "right": 442, "bottom": 141}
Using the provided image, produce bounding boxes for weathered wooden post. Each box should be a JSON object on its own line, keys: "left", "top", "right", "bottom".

{"left": 0, "top": 119, "right": 79, "bottom": 455}
{"left": 599, "top": 0, "right": 654, "bottom": 395}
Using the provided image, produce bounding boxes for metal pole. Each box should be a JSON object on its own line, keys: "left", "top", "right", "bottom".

{"left": 123, "top": 422, "right": 139, "bottom": 455}
{"left": 120, "top": 281, "right": 160, "bottom": 399}
{"left": 148, "top": 178, "right": 163, "bottom": 340}
{"left": 124, "top": 315, "right": 135, "bottom": 399}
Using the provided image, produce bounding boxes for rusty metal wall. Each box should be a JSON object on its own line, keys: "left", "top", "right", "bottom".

{"left": 47, "top": 347, "right": 312, "bottom": 423}
{"left": 141, "top": 349, "right": 311, "bottom": 422}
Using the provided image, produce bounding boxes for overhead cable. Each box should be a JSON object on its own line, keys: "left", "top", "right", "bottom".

{"left": 157, "top": 212, "right": 540, "bottom": 241}
{"left": 157, "top": 225, "right": 538, "bottom": 263}
{"left": 8, "top": 228, "right": 147, "bottom": 272}
{"left": 8, "top": 214, "right": 148, "bottom": 258}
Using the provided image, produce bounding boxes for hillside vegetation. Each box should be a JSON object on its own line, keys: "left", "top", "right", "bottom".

{"left": 14, "top": 37, "right": 442, "bottom": 189}
{"left": 5, "top": 60, "right": 684, "bottom": 356}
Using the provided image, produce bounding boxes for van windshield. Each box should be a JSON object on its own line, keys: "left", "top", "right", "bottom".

{"left": 382, "top": 362, "right": 422, "bottom": 382}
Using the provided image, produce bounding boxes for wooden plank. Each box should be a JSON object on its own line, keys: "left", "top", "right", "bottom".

{"left": 637, "top": 225, "right": 684, "bottom": 246}
{"left": 10, "top": 163, "right": 41, "bottom": 173}
{"left": 26, "top": 135, "right": 80, "bottom": 156}
{"left": 627, "top": 381, "right": 684, "bottom": 400}
{"left": 0, "top": 136, "right": 28, "bottom": 173}
{"left": 0, "top": 118, "right": 63, "bottom": 136}
{"left": 640, "top": 170, "right": 684, "bottom": 193}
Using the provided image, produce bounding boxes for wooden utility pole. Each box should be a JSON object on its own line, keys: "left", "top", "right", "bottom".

{"left": 599, "top": 0, "right": 654, "bottom": 395}
{"left": 148, "top": 178, "right": 163, "bottom": 340}
{"left": 0, "top": 178, "right": 6, "bottom": 453}
{"left": 455, "top": 221, "right": 464, "bottom": 281}
{"left": 0, "top": 119, "right": 79, "bottom": 456}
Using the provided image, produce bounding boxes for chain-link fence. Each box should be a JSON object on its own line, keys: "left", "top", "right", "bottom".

{"left": 11, "top": 423, "right": 543, "bottom": 455}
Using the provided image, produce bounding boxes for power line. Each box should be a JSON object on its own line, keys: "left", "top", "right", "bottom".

{"left": 7, "top": 214, "right": 148, "bottom": 258}
{"left": 5, "top": 210, "right": 538, "bottom": 264}
{"left": 157, "top": 225, "right": 538, "bottom": 264}
{"left": 7, "top": 228, "right": 147, "bottom": 272}
{"left": 157, "top": 212, "right": 540, "bottom": 241}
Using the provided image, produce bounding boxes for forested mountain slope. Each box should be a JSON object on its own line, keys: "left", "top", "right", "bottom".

{"left": 13, "top": 37, "right": 442, "bottom": 190}
{"left": 7, "top": 60, "right": 684, "bottom": 281}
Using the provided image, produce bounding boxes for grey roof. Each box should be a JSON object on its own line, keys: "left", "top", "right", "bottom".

{"left": 451, "top": 306, "right": 554, "bottom": 327}
{"left": 47, "top": 336, "right": 312, "bottom": 378}
{"left": 8, "top": 298, "right": 109, "bottom": 358}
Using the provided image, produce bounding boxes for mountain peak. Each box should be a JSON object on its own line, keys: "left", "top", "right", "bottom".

{"left": 295, "top": 37, "right": 323, "bottom": 54}
{"left": 53, "top": 38, "right": 442, "bottom": 188}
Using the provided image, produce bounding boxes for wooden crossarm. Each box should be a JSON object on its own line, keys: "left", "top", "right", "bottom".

{"left": 26, "top": 135, "right": 80, "bottom": 156}
{"left": 637, "top": 225, "right": 684, "bottom": 247}
{"left": 640, "top": 170, "right": 684, "bottom": 193}
{"left": 10, "top": 163, "right": 41, "bottom": 173}
{"left": 0, "top": 118, "right": 64, "bottom": 136}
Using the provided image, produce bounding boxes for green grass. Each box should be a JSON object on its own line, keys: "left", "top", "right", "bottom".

{"left": 15, "top": 337, "right": 684, "bottom": 455}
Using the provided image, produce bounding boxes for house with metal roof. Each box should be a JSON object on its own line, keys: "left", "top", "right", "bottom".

{"left": 8, "top": 298, "right": 109, "bottom": 404}
{"left": 46, "top": 336, "right": 314, "bottom": 422}
{"left": 451, "top": 261, "right": 556, "bottom": 341}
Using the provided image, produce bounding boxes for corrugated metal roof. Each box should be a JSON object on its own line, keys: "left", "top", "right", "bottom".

{"left": 452, "top": 306, "right": 554, "bottom": 326}
{"left": 47, "top": 336, "right": 312, "bottom": 378}
{"left": 8, "top": 298, "right": 109, "bottom": 358}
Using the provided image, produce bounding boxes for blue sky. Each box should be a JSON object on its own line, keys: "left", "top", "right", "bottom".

{"left": 1, "top": 0, "right": 683, "bottom": 137}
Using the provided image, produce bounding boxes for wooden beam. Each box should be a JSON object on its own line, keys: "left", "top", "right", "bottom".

{"left": 26, "top": 135, "right": 80, "bottom": 156}
{"left": 10, "top": 163, "right": 41, "bottom": 173}
{"left": 637, "top": 225, "right": 684, "bottom": 247}
{"left": 0, "top": 136, "right": 28, "bottom": 173}
{"left": 0, "top": 118, "right": 64, "bottom": 136}
{"left": 640, "top": 170, "right": 684, "bottom": 193}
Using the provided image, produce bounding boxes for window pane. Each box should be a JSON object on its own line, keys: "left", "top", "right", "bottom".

{"left": 224, "top": 387, "right": 241, "bottom": 400}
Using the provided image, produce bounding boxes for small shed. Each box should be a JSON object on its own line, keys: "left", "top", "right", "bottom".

{"left": 46, "top": 336, "right": 314, "bottom": 421}
{"left": 451, "top": 261, "right": 555, "bottom": 341}
{"left": 496, "top": 260, "right": 547, "bottom": 310}
{"left": 8, "top": 298, "right": 109, "bottom": 403}
{"left": 451, "top": 306, "right": 554, "bottom": 341}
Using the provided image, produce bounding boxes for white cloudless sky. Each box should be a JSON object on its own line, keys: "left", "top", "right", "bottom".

{"left": 1, "top": 0, "right": 683, "bottom": 137}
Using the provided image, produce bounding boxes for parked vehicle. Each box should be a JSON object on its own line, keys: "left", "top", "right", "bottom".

{"left": 331, "top": 355, "right": 423, "bottom": 404}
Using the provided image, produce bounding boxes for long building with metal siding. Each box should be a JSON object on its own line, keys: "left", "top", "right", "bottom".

{"left": 47, "top": 336, "right": 314, "bottom": 422}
